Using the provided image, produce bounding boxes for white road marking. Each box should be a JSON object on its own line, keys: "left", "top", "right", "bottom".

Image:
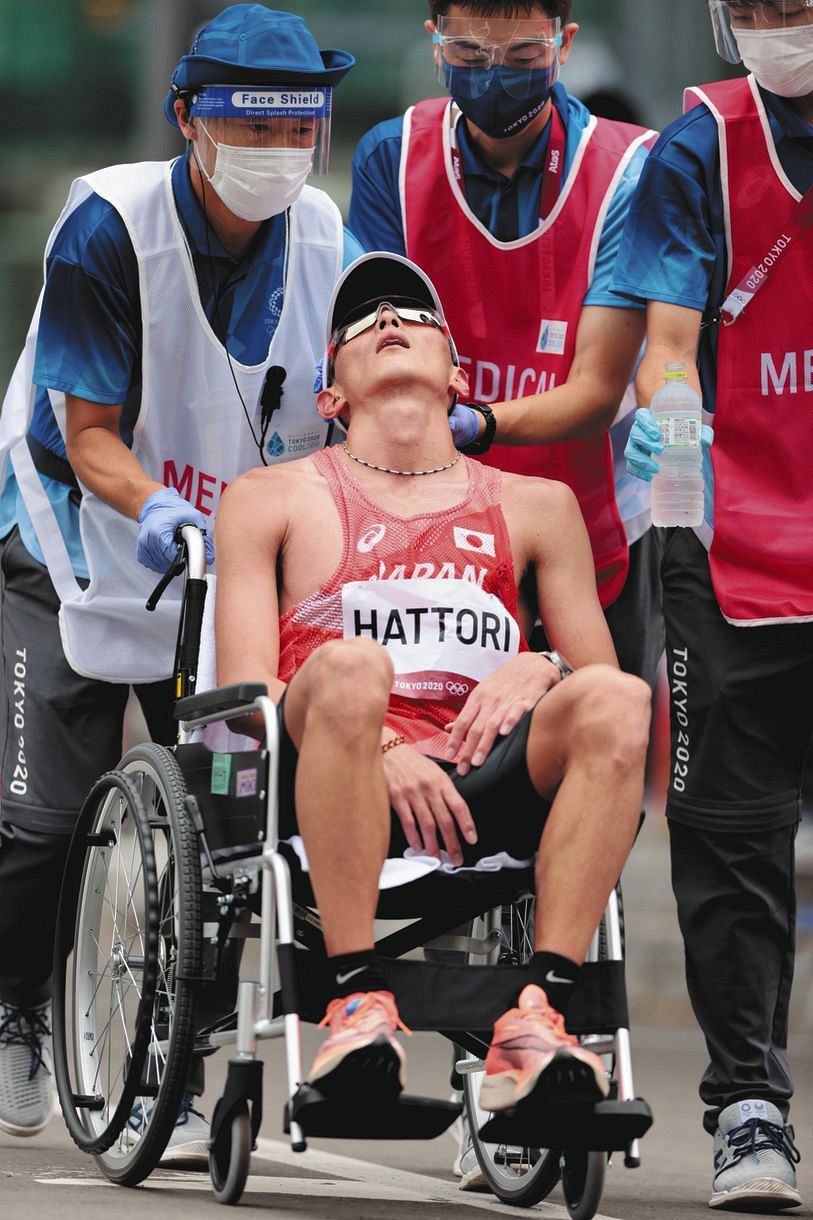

{"left": 36, "top": 1139, "right": 624, "bottom": 1219}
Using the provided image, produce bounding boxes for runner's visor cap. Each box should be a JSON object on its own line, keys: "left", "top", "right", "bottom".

{"left": 433, "top": 14, "right": 562, "bottom": 98}
{"left": 709, "top": 0, "right": 813, "bottom": 62}
{"left": 322, "top": 253, "right": 459, "bottom": 389}
{"left": 164, "top": 3, "right": 354, "bottom": 166}
{"left": 188, "top": 85, "right": 332, "bottom": 173}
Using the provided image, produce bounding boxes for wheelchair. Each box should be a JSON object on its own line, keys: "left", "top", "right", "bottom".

{"left": 51, "top": 526, "right": 652, "bottom": 1217}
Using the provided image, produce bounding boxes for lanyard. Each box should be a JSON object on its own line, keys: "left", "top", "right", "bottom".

{"left": 718, "top": 179, "right": 813, "bottom": 325}
{"left": 449, "top": 102, "right": 567, "bottom": 222}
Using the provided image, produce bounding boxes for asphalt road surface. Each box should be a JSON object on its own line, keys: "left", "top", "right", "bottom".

{"left": 2, "top": 1023, "right": 810, "bottom": 1220}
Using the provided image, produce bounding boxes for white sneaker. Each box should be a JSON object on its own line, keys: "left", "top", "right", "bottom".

{"left": 449, "top": 1089, "right": 488, "bottom": 1192}
{"left": 710, "top": 1099, "right": 802, "bottom": 1211}
{"left": 158, "top": 1093, "right": 210, "bottom": 1167}
{"left": 0, "top": 999, "right": 55, "bottom": 1137}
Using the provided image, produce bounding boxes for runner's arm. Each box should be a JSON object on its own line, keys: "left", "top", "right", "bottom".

{"left": 445, "top": 479, "right": 616, "bottom": 773}
{"left": 526, "top": 479, "right": 618, "bottom": 667}
{"left": 215, "top": 468, "right": 288, "bottom": 711}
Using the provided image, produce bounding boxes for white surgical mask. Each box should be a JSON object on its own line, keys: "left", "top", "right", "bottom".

{"left": 734, "top": 25, "right": 813, "bottom": 99}
{"left": 195, "top": 121, "right": 314, "bottom": 221}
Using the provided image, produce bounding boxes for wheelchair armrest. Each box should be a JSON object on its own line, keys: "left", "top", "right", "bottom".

{"left": 174, "top": 683, "right": 269, "bottom": 721}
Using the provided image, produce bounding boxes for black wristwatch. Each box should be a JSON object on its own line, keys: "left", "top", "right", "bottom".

{"left": 538, "top": 650, "right": 573, "bottom": 682}
{"left": 460, "top": 401, "right": 497, "bottom": 455}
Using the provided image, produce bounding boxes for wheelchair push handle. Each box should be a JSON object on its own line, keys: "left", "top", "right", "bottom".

{"left": 145, "top": 524, "right": 208, "bottom": 612}
{"left": 143, "top": 525, "right": 209, "bottom": 704}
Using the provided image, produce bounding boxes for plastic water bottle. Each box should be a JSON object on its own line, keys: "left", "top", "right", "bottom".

{"left": 650, "top": 363, "right": 704, "bottom": 527}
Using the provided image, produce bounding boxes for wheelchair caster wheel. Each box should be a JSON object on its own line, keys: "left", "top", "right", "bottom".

{"left": 561, "top": 1148, "right": 606, "bottom": 1220}
{"left": 209, "top": 1102, "right": 251, "bottom": 1205}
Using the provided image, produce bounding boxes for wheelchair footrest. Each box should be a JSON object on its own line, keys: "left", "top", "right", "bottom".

{"left": 284, "top": 1085, "right": 461, "bottom": 1141}
{"left": 479, "top": 1097, "right": 653, "bottom": 1152}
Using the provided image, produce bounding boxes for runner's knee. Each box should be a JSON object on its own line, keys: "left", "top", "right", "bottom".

{"left": 307, "top": 639, "right": 393, "bottom": 733}
{"left": 566, "top": 666, "right": 651, "bottom": 771}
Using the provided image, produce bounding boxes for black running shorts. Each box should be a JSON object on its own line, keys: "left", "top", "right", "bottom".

{"left": 277, "top": 696, "right": 551, "bottom": 870}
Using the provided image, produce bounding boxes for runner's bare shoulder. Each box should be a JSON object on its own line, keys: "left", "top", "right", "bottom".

{"left": 217, "top": 455, "right": 323, "bottom": 541}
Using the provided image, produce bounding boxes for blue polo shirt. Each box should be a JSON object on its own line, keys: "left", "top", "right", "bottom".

{"left": 0, "top": 156, "right": 362, "bottom": 576}
{"left": 610, "top": 84, "right": 813, "bottom": 412}
{"left": 349, "top": 83, "right": 649, "bottom": 310}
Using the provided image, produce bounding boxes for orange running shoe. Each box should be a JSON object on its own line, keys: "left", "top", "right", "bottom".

{"left": 479, "top": 985, "right": 608, "bottom": 1112}
{"left": 307, "top": 991, "right": 410, "bottom": 1103}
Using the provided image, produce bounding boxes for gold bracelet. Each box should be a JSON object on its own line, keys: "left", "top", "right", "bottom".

{"left": 381, "top": 734, "right": 406, "bottom": 754}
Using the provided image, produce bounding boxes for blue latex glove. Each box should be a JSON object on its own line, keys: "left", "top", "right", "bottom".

{"left": 624, "top": 407, "right": 715, "bottom": 483}
{"left": 136, "top": 487, "right": 215, "bottom": 573}
{"left": 448, "top": 403, "right": 481, "bottom": 449}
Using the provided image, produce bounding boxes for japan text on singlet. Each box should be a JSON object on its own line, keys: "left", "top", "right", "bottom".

{"left": 277, "top": 448, "right": 528, "bottom": 755}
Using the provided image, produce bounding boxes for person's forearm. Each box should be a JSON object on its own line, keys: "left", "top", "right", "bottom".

{"left": 67, "top": 424, "right": 163, "bottom": 519}
{"left": 488, "top": 373, "right": 623, "bottom": 446}
{"left": 635, "top": 338, "right": 702, "bottom": 408}
{"left": 635, "top": 302, "right": 703, "bottom": 408}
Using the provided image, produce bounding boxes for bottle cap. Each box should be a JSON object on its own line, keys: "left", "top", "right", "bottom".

{"left": 664, "top": 362, "right": 687, "bottom": 380}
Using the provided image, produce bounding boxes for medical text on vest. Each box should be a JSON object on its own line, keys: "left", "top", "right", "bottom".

{"left": 164, "top": 461, "right": 228, "bottom": 516}
{"left": 761, "top": 350, "right": 813, "bottom": 397}
{"left": 459, "top": 356, "right": 557, "bottom": 403}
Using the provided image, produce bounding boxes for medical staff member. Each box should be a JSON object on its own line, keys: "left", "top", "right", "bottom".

{"left": 0, "top": 4, "right": 359, "bottom": 1151}
{"left": 617, "top": 0, "right": 811, "bottom": 1210}
{"left": 349, "top": 0, "right": 663, "bottom": 688}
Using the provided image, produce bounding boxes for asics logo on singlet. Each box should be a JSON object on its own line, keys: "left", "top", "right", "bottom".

{"left": 357, "top": 524, "right": 387, "bottom": 553}
{"left": 453, "top": 527, "right": 495, "bottom": 557}
{"left": 445, "top": 680, "right": 470, "bottom": 697}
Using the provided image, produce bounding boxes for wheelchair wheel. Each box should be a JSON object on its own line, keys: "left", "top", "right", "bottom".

{"left": 209, "top": 1101, "right": 251, "bottom": 1205}
{"left": 52, "top": 770, "right": 160, "bottom": 1156}
{"left": 462, "top": 897, "right": 561, "bottom": 1206}
{"left": 562, "top": 1149, "right": 606, "bottom": 1220}
{"left": 53, "top": 745, "right": 202, "bottom": 1185}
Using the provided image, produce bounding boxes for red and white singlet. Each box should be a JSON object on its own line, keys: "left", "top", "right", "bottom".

{"left": 278, "top": 448, "right": 528, "bottom": 756}
{"left": 400, "top": 98, "right": 655, "bottom": 607}
{"left": 686, "top": 77, "right": 813, "bottom": 625}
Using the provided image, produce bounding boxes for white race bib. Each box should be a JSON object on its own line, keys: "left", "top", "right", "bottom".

{"left": 341, "top": 578, "right": 520, "bottom": 708}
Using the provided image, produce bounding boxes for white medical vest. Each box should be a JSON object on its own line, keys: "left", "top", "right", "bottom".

{"left": 0, "top": 161, "right": 342, "bottom": 681}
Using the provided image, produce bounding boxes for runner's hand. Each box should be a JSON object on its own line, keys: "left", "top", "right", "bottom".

{"left": 382, "top": 743, "right": 477, "bottom": 866}
{"left": 445, "top": 652, "right": 560, "bottom": 777}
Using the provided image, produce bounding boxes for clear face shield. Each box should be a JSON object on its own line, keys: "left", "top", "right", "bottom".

{"left": 709, "top": 0, "right": 813, "bottom": 62}
{"left": 189, "top": 84, "right": 332, "bottom": 172}
{"left": 432, "top": 14, "right": 563, "bottom": 100}
{"left": 188, "top": 85, "right": 332, "bottom": 221}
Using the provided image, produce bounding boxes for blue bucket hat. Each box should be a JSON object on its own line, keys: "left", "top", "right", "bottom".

{"left": 165, "top": 4, "right": 355, "bottom": 127}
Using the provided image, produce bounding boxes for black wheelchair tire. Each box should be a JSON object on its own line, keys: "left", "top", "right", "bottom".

{"left": 52, "top": 770, "right": 160, "bottom": 1156}
{"left": 210, "top": 1102, "right": 252, "bottom": 1205}
{"left": 95, "top": 744, "right": 202, "bottom": 1185}
{"left": 562, "top": 1149, "right": 607, "bottom": 1220}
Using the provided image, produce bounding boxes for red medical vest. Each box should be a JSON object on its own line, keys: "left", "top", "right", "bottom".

{"left": 686, "top": 77, "right": 813, "bottom": 624}
{"left": 401, "top": 97, "right": 653, "bottom": 608}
